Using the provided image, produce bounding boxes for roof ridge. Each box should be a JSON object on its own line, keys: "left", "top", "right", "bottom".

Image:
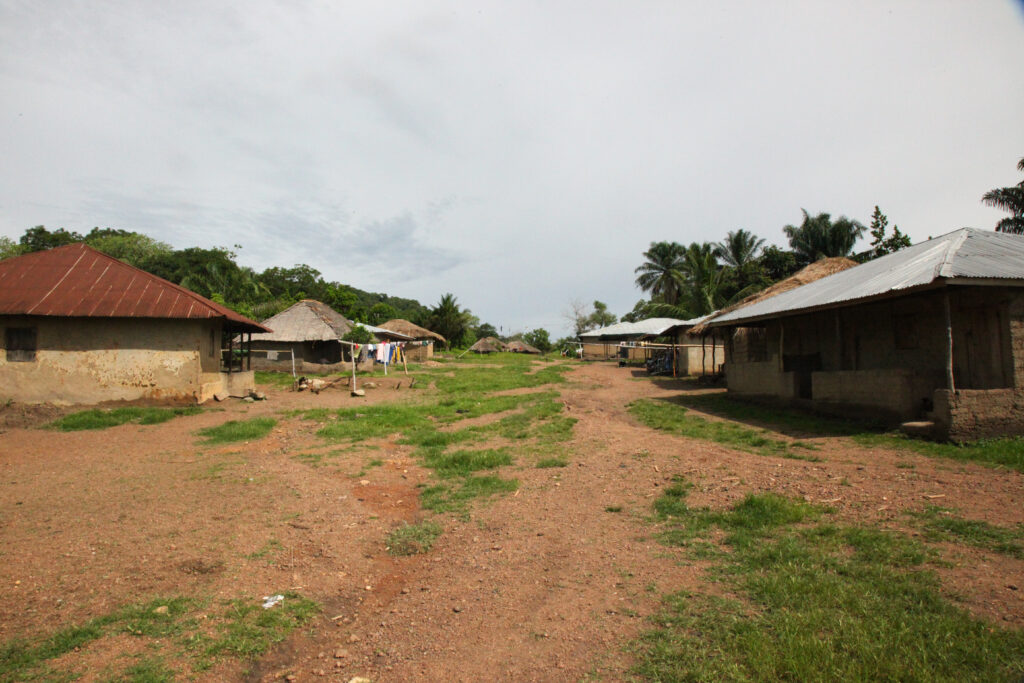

{"left": 934, "top": 229, "right": 971, "bottom": 279}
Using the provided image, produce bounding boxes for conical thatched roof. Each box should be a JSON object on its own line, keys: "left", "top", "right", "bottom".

{"left": 468, "top": 336, "right": 506, "bottom": 353}
{"left": 378, "top": 319, "right": 445, "bottom": 342}
{"left": 250, "top": 300, "right": 412, "bottom": 342}
{"left": 251, "top": 300, "right": 352, "bottom": 342}
{"left": 506, "top": 340, "right": 541, "bottom": 354}
{"left": 690, "top": 257, "right": 858, "bottom": 335}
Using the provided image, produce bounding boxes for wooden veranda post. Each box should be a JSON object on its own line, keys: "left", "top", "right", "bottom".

{"left": 944, "top": 290, "right": 956, "bottom": 392}
{"left": 701, "top": 334, "right": 707, "bottom": 376}
{"left": 711, "top": 332, "right": 716, "bottom": 374}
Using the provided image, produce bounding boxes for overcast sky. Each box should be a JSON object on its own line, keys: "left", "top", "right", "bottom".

{"left": 2, "top": 1, "right": 1023, "bottom": 335}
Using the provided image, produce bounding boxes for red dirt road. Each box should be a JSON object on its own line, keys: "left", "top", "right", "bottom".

{"left": 1, "top": 362, "right": 1021, "bottom": 681}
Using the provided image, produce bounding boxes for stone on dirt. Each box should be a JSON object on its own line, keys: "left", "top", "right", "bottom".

{"left": 351, "top": 389, "right": 366, "bottom": 397}
{"left": 213, "top": 391, "right": 229, "bottom": 402}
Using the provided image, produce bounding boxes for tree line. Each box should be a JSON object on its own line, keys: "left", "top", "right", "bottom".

{"left": 0, "top": 225, "right": 506, "bottom": 349}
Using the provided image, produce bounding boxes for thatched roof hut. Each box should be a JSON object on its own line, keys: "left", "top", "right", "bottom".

{"left": 690, "top": 257, "right": 857, "bottom": 335}
{"left": 468, "top": 336, "right": 506, "bottom": 353}
{"left": 251, "top": 300, "right": 411, "bottom": 343}
{"left": 378, "top": 319, "right": 446, "bottom": 343}
{"left": 506, "top": 340, "right": 541, "bottom": 354}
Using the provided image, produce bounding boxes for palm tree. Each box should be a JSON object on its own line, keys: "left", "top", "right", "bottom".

{"left": 783, "top": 209, "right": 866, "bottom": 264}
{"left": 634, "top": 241, "right": 686, "bottom": 305}
{"left": 982, "top": 157, "right": 1024, "bottom": 234}
{"left": 428, "top": 293, "right": 472, "bottom": 348}
{"left": 647, "top": 242, "right": 730, "bottom": 319}
{"left": 714, "top": 229, "right": 765, "bottom": 269}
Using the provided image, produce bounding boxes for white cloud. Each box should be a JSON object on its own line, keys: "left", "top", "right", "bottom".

{"left": 1, "top": 0, "right": 1023, "bottom": 334}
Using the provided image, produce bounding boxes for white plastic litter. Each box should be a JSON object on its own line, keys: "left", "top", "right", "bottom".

{"left": 262, "top": 594, "right": 284, "bottom": 609}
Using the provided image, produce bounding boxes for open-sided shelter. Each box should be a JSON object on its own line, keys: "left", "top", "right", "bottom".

{"left": 377, "top": 319, "right": 444, "bottom": 360}
{"left": 706, "top": 229, "right": 1024, "bottom": 441}
{"left": 0, "top": 243, "right": 268, "bottom": 404}
{"left": 249, "top": 300, "right": 410, "bottom": 373}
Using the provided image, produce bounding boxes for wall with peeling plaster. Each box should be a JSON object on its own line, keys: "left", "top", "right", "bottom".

{"left": 0, "top": 316, "right": 252, "bottom": 405}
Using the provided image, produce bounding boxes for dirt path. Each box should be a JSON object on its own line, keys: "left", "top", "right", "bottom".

{"left": 0, "top": 362, "right": 1021, "bottom": 681}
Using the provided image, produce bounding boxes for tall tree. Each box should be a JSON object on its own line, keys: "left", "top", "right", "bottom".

{"left": 523, "top": 328, "right": 552, "bottom": 353}
{"left": 587, "top": 301, "right": 617, "bottom": 329}
{"left": 865, "top": 206, "right": 911, "bottom": 260}
{"left": 783, "top": 209, "right": 866, "bottom": 264}
{"left": 714, "top": 229, "right": 765, "bottom": 269}
{"left": 0, "top": 236, "right": 24, "bottom": 261}
{"left": 982, "top": 157, "right": 1024, "bottom": 234}
{"left": 19, "top": 226, "right": 83, "bottom": 252}
{"left": 428, "top": 293, "right": 473, "bottom": 348}
{"left": 634, "top": 241, "right": 687, "bottom": 305}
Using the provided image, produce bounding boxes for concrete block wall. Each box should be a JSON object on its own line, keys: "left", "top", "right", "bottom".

{"left": 726, "top": 361, "right": 797, "bottom": 399}
{"left": 935, "top": 388, "right": 1024, "bottom": 442}
{"left": 812, "top": 369, "right": 941, "bottom": 420}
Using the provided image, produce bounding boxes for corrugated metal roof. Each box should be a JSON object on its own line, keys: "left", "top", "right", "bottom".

{"left": 0, "top": 243, "right": 268, "bottom": 332}
{"left": 710, "top": 228, "right": 1024, "bottom": 327}
{"left": 580, "top": 317, "right": 701, "bottom": 340}
{"left": 251, "top": 300, "right": 411, "bottom": 343}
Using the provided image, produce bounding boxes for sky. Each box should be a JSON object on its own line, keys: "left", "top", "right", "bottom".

{"left": 2, "top": 1, "right": 1023, "bottom": 336}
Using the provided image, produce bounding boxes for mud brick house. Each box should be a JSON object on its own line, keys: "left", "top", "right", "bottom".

{"left": 705, "top": 229, "right": 1024, "bottom": 441}
{"left": 0, "top": 243, "right": 268, "bottom": 404}
{"left": 248, "top": 300, "right": 411, "bottom": 373}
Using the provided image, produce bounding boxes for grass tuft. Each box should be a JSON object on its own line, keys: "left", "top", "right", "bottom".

{"left": 386, "top": 521, "right": 443, "bottom": 555}
{"left": 196, "top": 417, "right": 276, "bottom": 444}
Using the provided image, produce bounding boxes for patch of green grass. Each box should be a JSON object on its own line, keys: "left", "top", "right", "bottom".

{"left": 910, "top": 506, "right": 1024, "bottom": 559}
{"left": 629, "top": 399, "right": 819, "bottom": 460}
{"left": 2, "top": 593, "right": 319, "bottom": 680}
{"left": 605, "top": 505, "right": 623, "bottom": 513}
{"left": 119, "top": 655, "right": 175, "bottom": 682}
{"left": 536, "top": 456, "right": 568, "bottom": 468}
{"left": 254, "top": 371, "right": 296, "bottom": 388}
{"left": 856, "top": 433, "right": 1024, "bottom": 472}
{"left": 420, "top": 476, "right": 518, "bottom": 514}
{"left": 196, "top": 417, "right": 276, "bottom": 444}
{"left": 49, "top": 406, "right": 202, "bottom": 431}
{"left": 422, "top": 448, "right": 512, "bottom": 478}
{"left": 386, "top": 521, "right": 443, "bottom": 555}
{"left": 634, "top": 480, "right": 1024, "bottom": 682}
{"left": 192, "top": 593, "right": 319, "bottom": 664}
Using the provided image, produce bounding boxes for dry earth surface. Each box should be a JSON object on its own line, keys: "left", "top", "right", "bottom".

{"left": 1, "top": 360, "right": 1022, "bottom": 681}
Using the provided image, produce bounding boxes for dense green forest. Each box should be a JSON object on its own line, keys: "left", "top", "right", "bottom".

{"left": 0, "top": 225, "right": 433, "bottom": 326}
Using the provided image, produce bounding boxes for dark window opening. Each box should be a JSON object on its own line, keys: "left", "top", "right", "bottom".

{"left": 5, "top": 327, "right": 37, "bottom": 362}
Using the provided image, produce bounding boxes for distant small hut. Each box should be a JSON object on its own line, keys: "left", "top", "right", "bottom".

{"left": 468, "top": 336, "right": 506, "bottom": 354}
{"left": 506, "top": 340, "right": 541, "bottom": 354}
{"left": 377, "top": 319, "right": 445, "bottom": 360}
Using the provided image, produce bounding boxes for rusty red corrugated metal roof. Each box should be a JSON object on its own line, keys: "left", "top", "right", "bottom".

{"left": 0, "top": 243, "right": 270, "bottom": 332}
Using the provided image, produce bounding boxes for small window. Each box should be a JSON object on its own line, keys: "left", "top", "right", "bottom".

{"left": 5, "top": 327, "right": 37, "bottom": 362}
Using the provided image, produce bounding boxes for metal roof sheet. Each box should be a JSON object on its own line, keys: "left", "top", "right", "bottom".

{"left": 710, "top": 228, "right": 1024, "bottom": 326}
{"left": 0, "top": 243, "right": 268, "bottom": 332}
{"left": 580, "top": 317, "right": 701, "bottom": 340}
